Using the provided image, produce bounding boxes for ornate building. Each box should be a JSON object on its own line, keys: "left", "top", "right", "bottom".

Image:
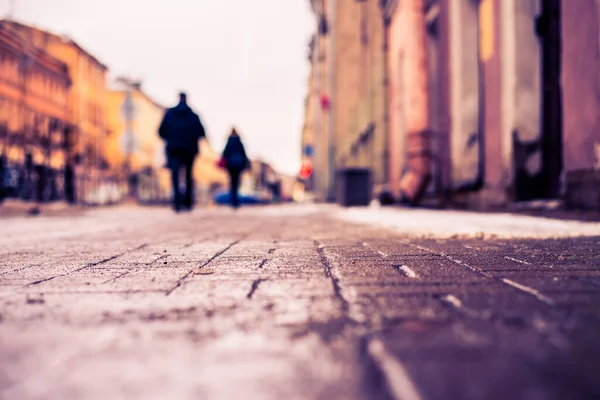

{"left": 2, "top": 20, "right": 109, "bottom": 204}
{"left": 106, "top": 78, "right": 169, "bottom": 203}
{"left": 0, "top": 21, "right": 72, "bottom": 202}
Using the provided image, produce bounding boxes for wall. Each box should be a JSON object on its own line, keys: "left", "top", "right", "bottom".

{"left": 448, "top": 0, "right": 481, "bottom": 189}
{"left": 353, "top": 0, "right": 387, "bottom": 190}
{"left": 105, "top": 88, "right": 165, "bottom": 174}
{"left": 300, "top": 60, "right": 316, "bottom": 190}
{"left": 561, "top": 0, "right": 600, "bottom": 173}
{"left": 561, "top": 0, "right": 600, "bottom": 209}
{"left": 387, "top": 1, "right": 408, "bottom": 196}
{"left": 0, "top": 24, "right": 71, "bottom": 201}
{"left": 4, "top": 21, "right": 110, "bottom": 203}
{"left": 331, "top": 0, "right": 361, "bottom": 173}
{"left": 310, "top": 0, "right": 333, "bottom": 201}
{"left": 500, "top": 0, "right": 546, "bottom": 202}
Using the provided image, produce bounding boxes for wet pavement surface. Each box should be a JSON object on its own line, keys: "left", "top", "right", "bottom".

{"left": 1, "top": 205, "right": 599, "bottom": 400}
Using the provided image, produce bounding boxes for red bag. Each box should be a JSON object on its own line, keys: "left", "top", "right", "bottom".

{"left": 217, "top": 157, "right": 226, "bottom": 169}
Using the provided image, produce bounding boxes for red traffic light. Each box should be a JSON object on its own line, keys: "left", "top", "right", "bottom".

{"left": 299, "top": 161, "right": 312, "bottom": 179}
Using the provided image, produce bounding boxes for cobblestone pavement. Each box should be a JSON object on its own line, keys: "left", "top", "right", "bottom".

{"left": 1, "top": 205, "right": 600, "bottom": 400}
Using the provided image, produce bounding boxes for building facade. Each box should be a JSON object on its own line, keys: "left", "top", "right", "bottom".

{"left": 303, "top": 0, "right": 600, "bottom": 209}
{"left": 2, "top": 20, "right": 109, "bottom": 205}
{"left": 307, "top": 0, "right": 388, "bottom": 201}
{"left": 193, "top": 141, "right": 229, "bottom": 206}
{"left": 441, "top": 0, "right": 600, "bottom": 209}
{"left": 337, "top": 0, "right": 387, "bottom": 193}
{"left": 106, "top": 78, "right": 170, "bottom": 203}
{"left": 300, "top": 46, "right": 316, "bottom": 192}
{"left": 0, "top": 22, "right": 71, "bottom": 202}
{"left": 559, "top": 0, "right": 600, "bottom": 209}
{"left": 308, "top": 0, "right": 333, "bottom": 201}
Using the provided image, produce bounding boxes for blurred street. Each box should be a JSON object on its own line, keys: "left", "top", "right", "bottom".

{"left": 1, "top": 205, "right": 600, "bottom": 399}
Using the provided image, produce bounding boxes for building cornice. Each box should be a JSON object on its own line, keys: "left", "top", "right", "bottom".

{"left": 0, "top": 26, "right": 71, "bottom": 85}
{"left": 0, "top": 19, "right": 109, "bottom": 70}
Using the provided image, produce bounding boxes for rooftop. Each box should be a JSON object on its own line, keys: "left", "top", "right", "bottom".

{"left": 0, "top": 19, "right": 109, "bottom": 70}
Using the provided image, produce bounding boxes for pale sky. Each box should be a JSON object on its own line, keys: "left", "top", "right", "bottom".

{"left": 1, "top": 0, "right": 314, "bottom": 175}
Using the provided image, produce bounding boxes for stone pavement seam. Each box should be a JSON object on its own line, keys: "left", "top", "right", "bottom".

{"left": 101, "top": 269, "right": 132, "bottom": 284}
{"left": 26, "top": 243, "right": 148, "bottom": 286}
{"left": 246, "top": 278, "right": 267, "bottom": 300}
{"left": 407, "top": 242, "right": 558, "bottom": 307}
{"left": 315, "top": 240, "right": 350, "bottom": 313}
{"left": 361, "top": 239, "right": 574, "bottom": 353}
{"left": 4, "top": 207, "right": 600, "bottom": 399}
{"left": 101, "top": 252, "right": 170, "bottom": 284}
{"left": 438, "top": 294, "right": 570, "bottom": 351}
{"left": 366, "top": 338, "right": 423, "bottom": 400}
{"left": 362, "top": 242, "right": 390, "bottom": 258}
{"left": 165, "top": 239, "right": 241, "bottom": 296}
{"left": 311, "top": 238, "right": 429, "bottom": 400}
{"left": 409, "top": 243, "right": 490, "bottom": 277}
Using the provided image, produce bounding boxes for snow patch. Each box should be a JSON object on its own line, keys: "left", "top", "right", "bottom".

{"left": 335, "top": 207, "right": 600, "bottom": 239}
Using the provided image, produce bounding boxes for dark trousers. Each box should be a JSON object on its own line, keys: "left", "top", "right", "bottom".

{"left": 64, "top": 165, "right": 76, "bottom": 204}
{"left": 0, "top": 156, "right": 5, "bottom": 202}
{"left": 168, "top": 150, "right": 195, "bottom": 210}
{"left": 228, "top": 169, "right": 241, "bottom": 208}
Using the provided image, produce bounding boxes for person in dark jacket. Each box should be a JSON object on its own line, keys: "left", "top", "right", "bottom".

{"left": 221, "top": 128, "right": 249, "bottom": 208}
{"left": 158, "top": 92, "right": 206, "bottom": 212}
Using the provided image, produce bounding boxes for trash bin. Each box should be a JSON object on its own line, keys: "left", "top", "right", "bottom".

{"left": 336, "top": 168, "right": 372, "bottom": 206}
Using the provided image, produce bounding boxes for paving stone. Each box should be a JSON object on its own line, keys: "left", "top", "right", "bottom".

{"left": 1, "top": 205, "right": 599, "bottom": 399}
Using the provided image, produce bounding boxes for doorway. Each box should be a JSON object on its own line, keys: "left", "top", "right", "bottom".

{"left": 539, "top": 0, "right": 563, "bottom": 198}
{"left": 514, "top": 0, "right": 562, "bottom": 200}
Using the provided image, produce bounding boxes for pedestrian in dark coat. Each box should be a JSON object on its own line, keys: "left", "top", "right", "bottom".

{"left": 221, "top": 128, "right": 249, "bottom": 208}
{"left": 158, "top": 92, "right": 206, "bottom": 212}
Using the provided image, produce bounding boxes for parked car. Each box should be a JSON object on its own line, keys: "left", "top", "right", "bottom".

{"left": 213, "top": 190, "right": 269, "bottom": 206}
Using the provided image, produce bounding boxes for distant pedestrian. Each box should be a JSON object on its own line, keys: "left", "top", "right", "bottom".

{"left": 221, "top": 128, "right": 249, "bottom": 208}
{"left": 158, "top": 92, "right": 206, "bottom": 212}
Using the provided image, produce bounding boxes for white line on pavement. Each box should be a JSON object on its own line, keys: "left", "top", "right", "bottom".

{"left": 367, "top": 339, "right": 422, "bottom": 400}
{"left": 411, "top": 244, "right": 489, "bottom": 276}
{"left": 398, "top": 265, "right": 418, "bottom": 278}
{"left": 410, "top": 243, "right": 558, "bottom": 307}
{"left": 440, "top": 294, "right": 463, "bottom": 308}
{"left": 502, "top": 278, "right": 555, "bottom": 306}
{"left": 504, "top": 256, "right": 531, "bottom": 265}
{"left": 362, "top": 242, "right": 389, "bottom": 258}
{"left": 439, "top": 294, "right": 488, "bottom": 319}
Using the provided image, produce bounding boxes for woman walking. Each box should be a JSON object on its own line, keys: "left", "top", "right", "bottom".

{"left": 221, "top": 128, "right": 249, "bottom": 208}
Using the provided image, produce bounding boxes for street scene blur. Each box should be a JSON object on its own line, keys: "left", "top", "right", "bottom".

{"left": 1, "top": 0, "right": 600, "bottom": 399}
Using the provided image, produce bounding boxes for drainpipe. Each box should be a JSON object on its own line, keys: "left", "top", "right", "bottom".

{"left": 398, "top": 0, "right": 432, "bottom": 205}
{"left": 382, "top": 6, "right": 390, "bottom": 186}
{"left": 326, "top": 0, "right": 337, "bottom": 202}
